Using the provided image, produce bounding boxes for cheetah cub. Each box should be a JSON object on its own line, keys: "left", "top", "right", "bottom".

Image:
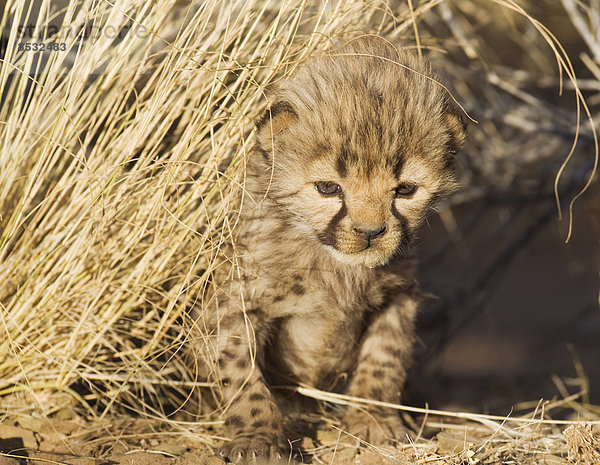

{"left": 199, "top": 36, "right": 466, "bottom": 462}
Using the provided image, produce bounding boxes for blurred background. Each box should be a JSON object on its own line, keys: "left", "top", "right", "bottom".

{"left": 409, "top": 1, "right": 600, "bottom": 414}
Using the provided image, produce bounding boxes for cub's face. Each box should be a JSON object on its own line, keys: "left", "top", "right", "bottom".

{"left": 252, "top": 38, "right": 466, "bottom": 268}
{"left": 300, "top": 156, "right": 449, "bottom": 268}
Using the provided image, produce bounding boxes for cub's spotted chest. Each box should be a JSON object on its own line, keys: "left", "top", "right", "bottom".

{"left": 193, "top": 36, "right": 466, "bottom": 463}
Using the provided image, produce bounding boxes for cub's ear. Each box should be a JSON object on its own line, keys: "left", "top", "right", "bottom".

{"left": 443, "top": 104, "right": 467, "bottom": 155}
{"left": 255, "top": 100, "right": 298, "bottom": 136}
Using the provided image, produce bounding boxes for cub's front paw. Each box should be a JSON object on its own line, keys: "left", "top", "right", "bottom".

{"left": 342, "top": 407, "right": 410, "bottom": 445}
{"left": 219, "top": 434, "right": 287, "bottom": 463}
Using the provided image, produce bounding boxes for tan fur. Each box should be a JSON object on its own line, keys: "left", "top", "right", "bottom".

{"left": 191, "top": 36, "right": 466, "bottom": 463}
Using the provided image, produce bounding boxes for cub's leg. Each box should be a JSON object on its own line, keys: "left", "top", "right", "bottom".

{"left": 342, "top": 294, "right": 418, "bottom": 444}
{"left": 211, "top": 307, "right": 288, "bottom": 463}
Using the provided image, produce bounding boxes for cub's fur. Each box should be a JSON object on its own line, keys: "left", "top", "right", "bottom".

{"left": 193, "top": 36, "right": 466, "bottom": 462}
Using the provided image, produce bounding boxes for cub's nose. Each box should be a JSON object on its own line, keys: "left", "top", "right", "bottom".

{"left": 353, "top": 225, "right": 387, "bottom": 241}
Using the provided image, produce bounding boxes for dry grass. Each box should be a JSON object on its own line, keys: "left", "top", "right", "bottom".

{"left": 1, "top": 0, "right": 599, "bottom": 462}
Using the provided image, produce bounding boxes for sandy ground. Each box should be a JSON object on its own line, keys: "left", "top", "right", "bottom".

{"left": 0, "top": 419, "right": 410, "bottom": 465}
{"left": 0, "top": 414, "right": 426, "bottom": 465}
{"left": 3, "top": 411, "right": 598, "bottom": 465}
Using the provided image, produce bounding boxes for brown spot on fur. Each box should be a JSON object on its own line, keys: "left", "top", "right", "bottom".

{"left": 221, "top": 350, "right": 237, "bottom": 361}
{"left": 247, "top": 308, "right": 265, "bottom": 324}
{"left": 255, "top": 143, "right": 270, "bottom": 161}
{"left": 380, "top": 361, "right": 399, "bottom": 369}
{"left": 336, "top": 146, "right": 359, "bottom": 178}
{"left": 382, "top": 345, "right": 403, "bottom": 359}
{"left": 388, "top": 148, "right": 405, "bottom": 177}
{"left": 290, "top": 284, "right": 305, "bottom": 295}
{"left": 249, "top": 393, "right": 266, "bottom": 402}
{"left": 225, "top": 415, "right": 245, "bottom": 428}
{"left": 235, "top": 358, "right": 249, "bottom": 369}
{"left": 372, "top": 369, "right": 385, "bottom": 378}
{"left": 370, "top": 387, "right": 384, "bottom": 399}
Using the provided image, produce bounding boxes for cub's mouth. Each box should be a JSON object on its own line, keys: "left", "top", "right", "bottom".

{"left": 323, "top": 236, "right": 401, "bottom": 269}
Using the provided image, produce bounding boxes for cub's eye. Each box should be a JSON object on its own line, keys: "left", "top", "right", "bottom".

{"left": 315, "top": 181, "right": 342, "bottom": 196}
{"left": 395, "top": 183, "right": 418, "bottom": 197}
